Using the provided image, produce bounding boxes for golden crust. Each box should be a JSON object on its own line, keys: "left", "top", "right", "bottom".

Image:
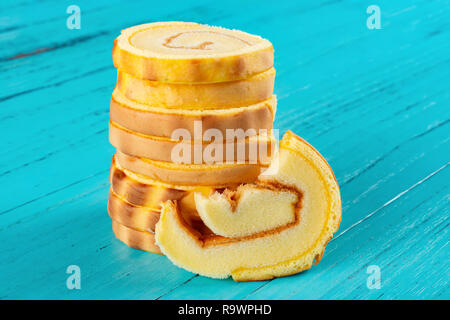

{"left": 108, "top": 187, "right": 207, "bottom": 237}
{"left": 116, "top": 68, "right": 275, "bottom": 109}
{"left": 112, "top": 22, "right": 274, "bottom": 83}
{"left": 112, "top": 220, "right": 162, "bottom": 254}
{"left": 108, "top": 188, "right": 160, "bottom": 232}
{"left": 109, "top": 120, "right": 275, "bottom": 164}
{"left": 115, "top": 151, "right": 266, "bottom": 186}
{"left": 109, "top": 155, "right": 220, "bottom": 212}
{"left": 110, "top": 88, "right": 276, "bottom": 137}
{"left": 233, "top": 131, "right": 342, "bottom": 281}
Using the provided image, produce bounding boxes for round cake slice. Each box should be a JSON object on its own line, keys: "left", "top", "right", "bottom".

{"left": 115, "top": 151, "right": 267, "bottom": 186}
{"left": 110, "top": 88, "right": 276, "bottom": 138}
{"left": 116, "top": 68, "right": 275, "bottom": 109}
{"left": 109, "top": 120, "right": 275, "bottom": 164}
{"left": 113, "top": 21, "right": 274, "bottom": 83}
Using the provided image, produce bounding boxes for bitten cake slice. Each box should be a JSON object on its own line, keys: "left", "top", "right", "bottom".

{"left": 113, "top": 22, "right": 274, "bottom": 83}
{"left": 155, "top": 131, "right": 342, "bottom": 281}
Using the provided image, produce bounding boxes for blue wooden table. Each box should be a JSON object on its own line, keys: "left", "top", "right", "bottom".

{"left": 0, "top": 0, "right": 449, "bottom": 300}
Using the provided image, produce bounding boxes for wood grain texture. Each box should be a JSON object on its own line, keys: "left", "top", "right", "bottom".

{"left": 0, "top": 0, "right": 448, "bottom": 299}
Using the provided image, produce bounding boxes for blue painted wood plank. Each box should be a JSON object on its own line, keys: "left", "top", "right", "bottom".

{"left": 0, "top": 96, "right": 446, "bottom": 298}
{"left": 0, "top": 0, "right": 344, "bottom": 102}
{"left": 0, "top": 179, "right": 195, "bottom": 299}
{"left": 0, "top": 1, "right": 446, "bottom": 226}
{"left": 4, "top": 0, "right": 442, "bottom": 103}
{"left": 2, "top": 40, "right": 448, "bottom": 225}
{"left": 1, "top": 0, "right": 448, "bottom": 214}
{"left": 0, "top": 0, "right": 126, "bottom": 33}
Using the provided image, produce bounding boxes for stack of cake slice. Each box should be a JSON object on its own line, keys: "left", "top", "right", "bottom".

{"left": 107, "top": 22, "right": 277, "bottom": 254}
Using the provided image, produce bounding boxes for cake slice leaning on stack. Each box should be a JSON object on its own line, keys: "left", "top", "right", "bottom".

{"left": 155, "top": 131, "right": 342, "bottom": 281}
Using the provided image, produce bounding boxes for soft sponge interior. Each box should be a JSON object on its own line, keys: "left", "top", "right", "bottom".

{"left": 195, "top": 184, "right": 298, "bottom": 237}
